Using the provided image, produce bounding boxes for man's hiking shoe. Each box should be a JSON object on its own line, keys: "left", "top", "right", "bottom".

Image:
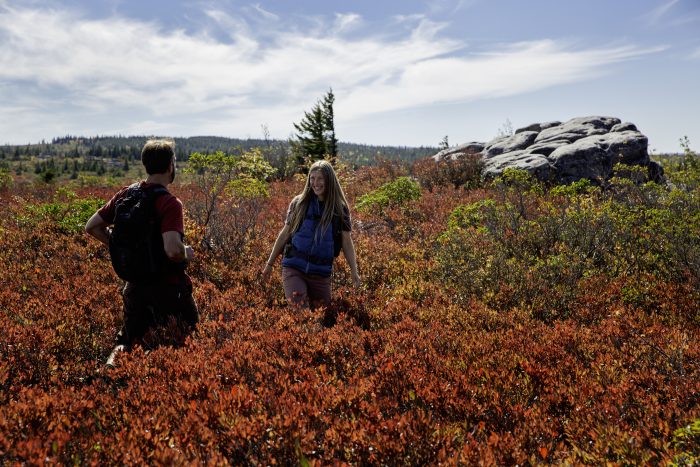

{"left": 105, "top": 345, "right": 125, "bottom": 368}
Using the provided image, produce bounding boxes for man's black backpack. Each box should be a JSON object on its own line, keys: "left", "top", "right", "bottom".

{"left": 109, "top": 183, "right": 170, "bottom": 284}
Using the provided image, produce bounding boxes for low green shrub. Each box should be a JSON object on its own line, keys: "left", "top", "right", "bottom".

{"left": 0, "top": 168, "right": 12, "bottom": 190}
{"left": 17, "top": 187, "right": 103, "bottom": 234}
{"left": 672, "top": 418, "right": 700, "bottom": 466}
{"left": 356, "top": 176, "right": 421, "bottom": 216}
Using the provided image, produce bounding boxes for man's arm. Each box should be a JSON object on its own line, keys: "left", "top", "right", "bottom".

{"left": 163, "top": 231, "right": 194, "bottom": 263}
{"left": 85, "top": 212, "right": 111, "bottom": 246}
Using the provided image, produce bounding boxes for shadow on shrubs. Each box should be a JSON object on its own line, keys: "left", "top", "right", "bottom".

{"left": 185, "top": 149, "right": 275, "bottom": 265}
{"left": 412, "top": 152, "right": 484, "bottom": 191}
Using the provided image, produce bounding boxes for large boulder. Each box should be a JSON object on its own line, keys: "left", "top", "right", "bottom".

{"left": 431, "top": 116, "right": 664, "bottom": 184}
{"left": 524, "top": 140, "right": 569, "bottom": 157}
{"left": 482, "top": 151, "right": 553, "bottom": 180}
{"left": 533, "top": 116, "right": 621, "bottom": 144}
{"left": 482, "top": 131, "right": 538, "bottom": 159}
{"left": 432, "top": 142, "right": 485, "bottom": 162}
{"left": 514, "top": 121, "right": 561, "bottom": 134}
{"left": 611, "top": 122, "right": 638, "bottom": 132}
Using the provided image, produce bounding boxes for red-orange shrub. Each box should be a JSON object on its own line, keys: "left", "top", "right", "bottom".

{"left": 0, "top": 168, "right": 697, "bottom": 464}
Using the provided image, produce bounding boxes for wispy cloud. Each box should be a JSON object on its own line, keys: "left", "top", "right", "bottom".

{"left": 426, "top": 0, "right": 477, "bottom": 16}
{"left": 0, "top": 3, "right": 662, "bottom": 142}
{"left": 339, "top": 41, "right": 665, "bottom": 119}
{"left": 669, "top": 12, "right": 700, "bottom": 27}
{"left": 641, "top": 0, "right": 680, "bottom": 25}
{"left": 451, "top": 0, "right": 479, "bottom": 15}
{"left": 249, "top": 3, "right": 279, "bottom": 21}
{"left": 334, "top": 13, "right": 362, "bottom": 33}
{"left": 392, "top": 13, "right": 426, "bottom": 23}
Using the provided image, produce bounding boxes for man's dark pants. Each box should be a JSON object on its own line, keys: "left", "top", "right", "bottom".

{"left": 117, "top": 281, "right": 198, "bottom": 347}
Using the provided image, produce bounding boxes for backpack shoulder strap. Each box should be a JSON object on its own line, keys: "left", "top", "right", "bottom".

{"left": 142, "top": 184, "right": 169, "bottom": 197}
{"left": 137, "top": 185, "right": 170, "bottom": 212}
{"left": 121, "top": 182, "right": 141, "bottom": 197}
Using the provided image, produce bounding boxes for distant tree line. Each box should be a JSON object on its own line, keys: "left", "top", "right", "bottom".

{"left": 30, "top": 155, "right": 130, "bottom": 182}
{"left": 0, "top": 135, "right": 436, "bottom": 170}
{"left": 0, "top": 90, "right": 435, "bottom": 179}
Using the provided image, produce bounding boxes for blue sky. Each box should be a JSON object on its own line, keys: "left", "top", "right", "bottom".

{"left": 0, "top": 0, "right": 698, "bottom": 152}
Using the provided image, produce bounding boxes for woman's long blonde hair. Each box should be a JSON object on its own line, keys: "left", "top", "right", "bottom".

{"left": 288, "top": 160, "right": 348, "bottom": 237}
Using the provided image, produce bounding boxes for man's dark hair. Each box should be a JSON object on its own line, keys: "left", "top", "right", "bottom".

{"left": 141, "top": 139, "right": 175, "bottom": 175}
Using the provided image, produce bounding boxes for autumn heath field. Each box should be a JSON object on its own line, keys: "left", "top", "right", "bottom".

{"left": 0, "top": 151, "right": 699, "bottom": 465}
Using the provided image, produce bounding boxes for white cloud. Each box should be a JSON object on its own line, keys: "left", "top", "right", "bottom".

{"left": 0, "top": 4, "right": 662, "bottom": 143}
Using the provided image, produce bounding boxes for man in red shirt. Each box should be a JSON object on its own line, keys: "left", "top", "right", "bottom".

{"left": 85, "top": 139, "right": 198, "bottom": 366}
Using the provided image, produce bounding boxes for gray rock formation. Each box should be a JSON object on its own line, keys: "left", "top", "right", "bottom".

{"left": 432, "top": 116, "right": 663, "bottom": 183}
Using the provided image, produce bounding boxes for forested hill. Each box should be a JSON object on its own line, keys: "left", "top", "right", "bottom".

{"left": 0, "top": 135, "right": 436, "bottom": 166}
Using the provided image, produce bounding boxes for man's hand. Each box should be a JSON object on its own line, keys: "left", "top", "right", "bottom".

{"left": 163, "top": 231, "right": 189, "bottom": 262}
{"left": 85, "top": 212, "right": 111, "bottom": 246}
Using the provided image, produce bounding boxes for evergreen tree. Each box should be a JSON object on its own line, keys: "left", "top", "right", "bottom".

{"left": 41, "top": 169, "right": 55, "bottom": 183}
{"left": 439, "top": 135, "right": 449, "bottom": 150}
{"left": 291, "top": 89, "right": 337, "bottom": 169}
{"left": 322, "top": 89, "right": 337, "bottom": 160}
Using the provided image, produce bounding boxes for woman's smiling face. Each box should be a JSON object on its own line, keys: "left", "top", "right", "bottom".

{"left": 309, "top": 169, "right": 326, "bottom": 200}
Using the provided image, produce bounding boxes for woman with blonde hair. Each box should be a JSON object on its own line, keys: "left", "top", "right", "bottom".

{"left": 262, "top": 160, "right": 360, "bottom": 309}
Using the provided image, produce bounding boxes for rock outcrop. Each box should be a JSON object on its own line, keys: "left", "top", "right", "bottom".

{"left": 432, "top": 116, "right": 663, "bottom": 183}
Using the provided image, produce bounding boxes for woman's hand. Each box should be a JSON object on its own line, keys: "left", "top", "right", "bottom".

{"left": 262, "top": 225, "right": 291, "bottom": 281}
{"left": 261, "top": 262, "right": 273, "bottom": 280}
{"left": 351, "top": 271, "right": 361, "bottom": 288}
{"left": 341, "top": 231, "right": 361, "bottom": 288}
